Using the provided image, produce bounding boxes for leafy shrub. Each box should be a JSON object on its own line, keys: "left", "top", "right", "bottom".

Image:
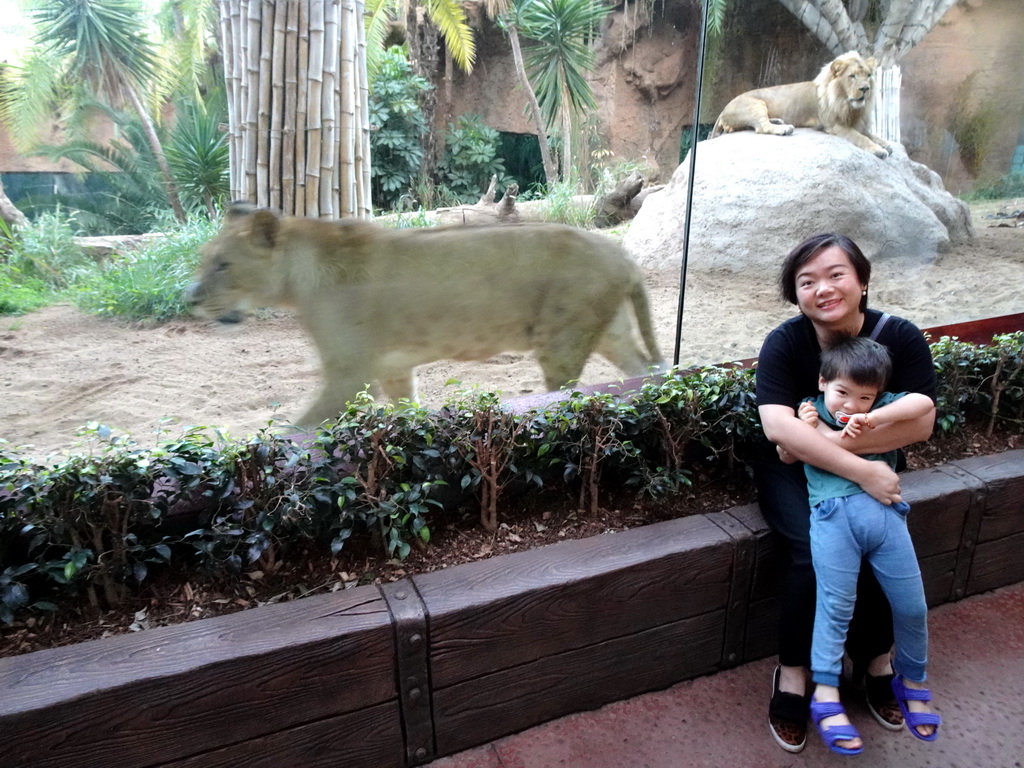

{"left": 931, "top": 332, "right": 1024, "bottom": 436}
{"left": 71, "top": 218, "right": 217, "bottom": 321}
{"left": 165, "top": 103, "right": 231, "bottom": 218}
{"left": 0, "top": 211, "right": 91, "bottom": 314}
{"left": 2, "top": 211, "right": 92, "bottom": 288}
{"left": 437, "top": 114, "right": 510, "bottom": 204}
{"left": 0, "top": 267, "right": 50, "bottom": 315}
{"left": 2, "top": 333, "right": 1022, "bottom": 624}
{"left": 368, "top": 47, "right": 431, "bottom": 212}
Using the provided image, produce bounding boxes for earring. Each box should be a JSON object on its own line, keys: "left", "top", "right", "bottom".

{"left": 862, "top": 290, "right": 867, "bottom": 296}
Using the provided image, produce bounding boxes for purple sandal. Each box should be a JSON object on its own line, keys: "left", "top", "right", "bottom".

{"left": 891, "top": 674, "right": 942, "bottom": 742}
{"left": 810, "top": 698, "right": 864, "bottom": 755}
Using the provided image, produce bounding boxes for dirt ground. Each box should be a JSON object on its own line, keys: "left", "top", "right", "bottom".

{"left": 1, "top": 209, "right": 1022, "bottom": 462}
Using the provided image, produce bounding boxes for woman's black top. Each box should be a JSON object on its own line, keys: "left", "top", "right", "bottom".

{"left": 755, "top": 309, "right": 936, "bottom": 447}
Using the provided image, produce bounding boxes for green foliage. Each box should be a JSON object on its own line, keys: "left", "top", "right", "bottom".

{"left": 368, "top": 47, "right": 431, "bottom": 212}
{"left": 541, "top": 180, "right": 595, "bottom": 227}
{"left": 0, "top": 211, "right": 85, "bottom": 314}
{"left": 517, "top": 0, "right": 611, "bottom": 131}
{"left": 29, "top": 105, "right": 173, "bottom": 235}
{"left": 0, "top": 211, "right": 93, "bottom": 314}
{"left": 164, "top": 101, "right": 231, "bottom": 218}
{"left": 1, "top": 210, "right": 91, "bottom": 288}
{"left": 2, "top": 333, "right": 1022, "bottom": 624}
{"left": 931, "top": 332, "right": 1024, "bottom": 436}
{"left": 364, "top": 0, "right": 476, "bottom": 79}
{"left": 961, "top": 173, "right": 1024, "bottom": 202}
{"left": 71, "top": 217, "right": 217, "bottom": 321}
{"left": 0, "top": 268, "right": 51, "bottom": 315}
{"left": 437, "top": 114, "right": 510, "bottom": 203}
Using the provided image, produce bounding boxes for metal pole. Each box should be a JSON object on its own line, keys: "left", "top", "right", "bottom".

{"left": 672, "top": 0, "right": 711, "bottom": 367}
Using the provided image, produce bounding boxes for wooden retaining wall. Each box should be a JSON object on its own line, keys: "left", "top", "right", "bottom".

{"left": 2, "top": 449, "right": 1021, "bottom": 768}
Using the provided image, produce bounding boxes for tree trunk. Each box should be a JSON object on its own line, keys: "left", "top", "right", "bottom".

{"left": 123, "top": 84, "right": 187, "bottom": 224}
{"left": 507, "top": 28, "right": 559, "bottom": 187}
{"left": 220, "top": 0, "right": 371, "bottom": 218}
{"left": 870, "top": 64, "right": 902, "bottom": 144}
{"left": 406, "top": 6, "right": 441, "bottom": 191}
{"left": 593, "top": 171, "right": 645, "bottom": 227}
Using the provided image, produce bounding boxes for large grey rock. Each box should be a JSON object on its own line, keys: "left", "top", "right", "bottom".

{"left": 623, "top": 129, "right": 974, "bottom": 271}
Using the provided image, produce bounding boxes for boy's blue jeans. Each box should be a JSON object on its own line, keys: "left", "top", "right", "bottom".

{"left": 810, "top": 492, "right": 929, "bottom": 688}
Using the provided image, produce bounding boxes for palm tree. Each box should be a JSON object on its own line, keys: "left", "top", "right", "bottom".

{"left": 481, "top": 0, "right": 558, "bottom": 186}
{"left": 517, "top": 0, "right": 612, "bottom": 182}
{"left": 13, "top": 0, "right": 187, "bottom": 223}
{"left": 151, "top": 0, "right": 222, "bottom": 110}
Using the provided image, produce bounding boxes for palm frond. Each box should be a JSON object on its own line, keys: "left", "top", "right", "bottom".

{"left": 364, "top": 0, "right": 398, "bottom": 81}
{"left": 423, "top": 0, "right": 476, "bottom": 73}
{"left": 27, "top": 0, "right": 160, "bottom": 103}
{"left": 705, "top": 0, "right": 728, "bottom": 38}
{"left": 518, "top": 0, "right": 609, "bottom": 130}
{"left": 0, "top": 50, "right": 68, "bottom": 153}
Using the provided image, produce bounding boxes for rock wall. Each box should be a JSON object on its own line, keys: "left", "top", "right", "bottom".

{"left": 444, "top": 0, "right": 1024, "bottom": 189}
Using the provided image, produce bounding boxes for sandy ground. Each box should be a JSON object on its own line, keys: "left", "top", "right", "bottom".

{"left": 1, "top": 214, "right": 1021, "bottom": 461}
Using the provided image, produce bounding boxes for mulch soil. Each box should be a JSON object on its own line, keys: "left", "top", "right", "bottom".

{"left": 1, "top": 421, "right": 1019, "bottom": 659}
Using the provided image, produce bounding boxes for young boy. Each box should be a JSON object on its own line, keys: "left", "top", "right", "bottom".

{"left": 782, "top": 335, "right": 942, "bottom": 755}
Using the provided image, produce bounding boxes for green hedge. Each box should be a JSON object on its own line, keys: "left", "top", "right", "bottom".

{"left": 2, "top": 333, "right": 1022, "bottom": 625}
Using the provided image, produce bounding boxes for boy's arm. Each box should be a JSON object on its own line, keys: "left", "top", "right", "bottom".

{"left": 760, "top": 404, "right": 904, "bottom": 503}
{"left": 818, "top": 398, "right": 935, "bottom": 453}
{"left": 842, "top": 393, "right": 935, "bottom": 439}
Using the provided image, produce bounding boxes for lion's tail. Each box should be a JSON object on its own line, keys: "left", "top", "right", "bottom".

{"left": 630, "top": 281, "right": 667, "bottom": 372}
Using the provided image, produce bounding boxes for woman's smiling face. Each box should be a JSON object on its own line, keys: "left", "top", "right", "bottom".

{"left": 794, "top": 246, "right": 867, "bottom": 330}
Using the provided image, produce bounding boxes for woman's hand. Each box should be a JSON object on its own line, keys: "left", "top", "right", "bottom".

{"left": 855, "top": 460, "right": 903, "bottom": 505}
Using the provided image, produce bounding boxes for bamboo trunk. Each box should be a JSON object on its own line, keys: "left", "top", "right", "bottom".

{"left": 256, "top": 1, "right": 274, "bottom": 206}
{"left": 295, "top": 1, "right": 309, "bottom": 216}
{"left": 268, "top": 0, "right": 287, "bottom": 210}
{"left": 219, "top": 0, "right": 371, "bottom": 217}
{"left": 305, "top": 1, "right": 325, "bottom": 216}
{"left": 281, "top": 0, "right": 298, "bottom": 214}
{"left": 339, "top": 0, "right": 356, "bottom": 217}
{"left": 357, "top": 2, "right": 371, "bottom": 217}
{"left": 242, "top": 0, "right": 261, "bottom": 201}
{"left": 319, "top": 1, "right": 340, "bottom": 217}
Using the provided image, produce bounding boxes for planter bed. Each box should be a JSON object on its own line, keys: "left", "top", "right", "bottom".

{"left": 2, "top": 448, "right": 1021, "bottom": 768}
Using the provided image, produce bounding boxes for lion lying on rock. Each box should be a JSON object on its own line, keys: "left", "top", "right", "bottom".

{"left": 187, "top": 204, "right": 665, "bottom": 428}
{"left": 710, "top": 50, "right": 893, "bottom": 158}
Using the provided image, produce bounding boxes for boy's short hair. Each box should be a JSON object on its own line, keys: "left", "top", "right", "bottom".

{"left": 819, "top": 335, "right": 892, "bottom": 390}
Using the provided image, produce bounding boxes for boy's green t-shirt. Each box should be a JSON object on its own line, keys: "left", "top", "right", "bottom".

{"left": 802, "top": 391, "right": 903, "bottom": 507}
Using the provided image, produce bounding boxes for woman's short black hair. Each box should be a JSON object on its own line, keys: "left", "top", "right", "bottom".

{"left": 819, "top": 335, "right": 892, "bottom": 390}
{"left": 779, "top": 233, "right": 872, "bottom": 312}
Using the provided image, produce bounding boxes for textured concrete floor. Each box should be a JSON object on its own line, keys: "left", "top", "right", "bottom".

{"left": 428, "top": 582, "right": 1024, "bottom": 768}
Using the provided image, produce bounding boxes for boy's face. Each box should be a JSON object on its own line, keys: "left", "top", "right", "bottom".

{"left": 818, "top": 376, "right": 879, "bottom": 424}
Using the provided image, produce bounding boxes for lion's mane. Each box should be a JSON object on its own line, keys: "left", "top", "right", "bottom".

{"left": 709, "top": 50, "right": 893, "bottom": 158}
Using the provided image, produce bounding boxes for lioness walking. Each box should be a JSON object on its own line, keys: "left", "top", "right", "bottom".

{"left": 188, "top": 204, "right": 665, "bottom": 427}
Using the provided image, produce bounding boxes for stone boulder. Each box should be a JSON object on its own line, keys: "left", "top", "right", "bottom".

{"left": 623, "top": 129, "right": 974, "bottom": 271}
